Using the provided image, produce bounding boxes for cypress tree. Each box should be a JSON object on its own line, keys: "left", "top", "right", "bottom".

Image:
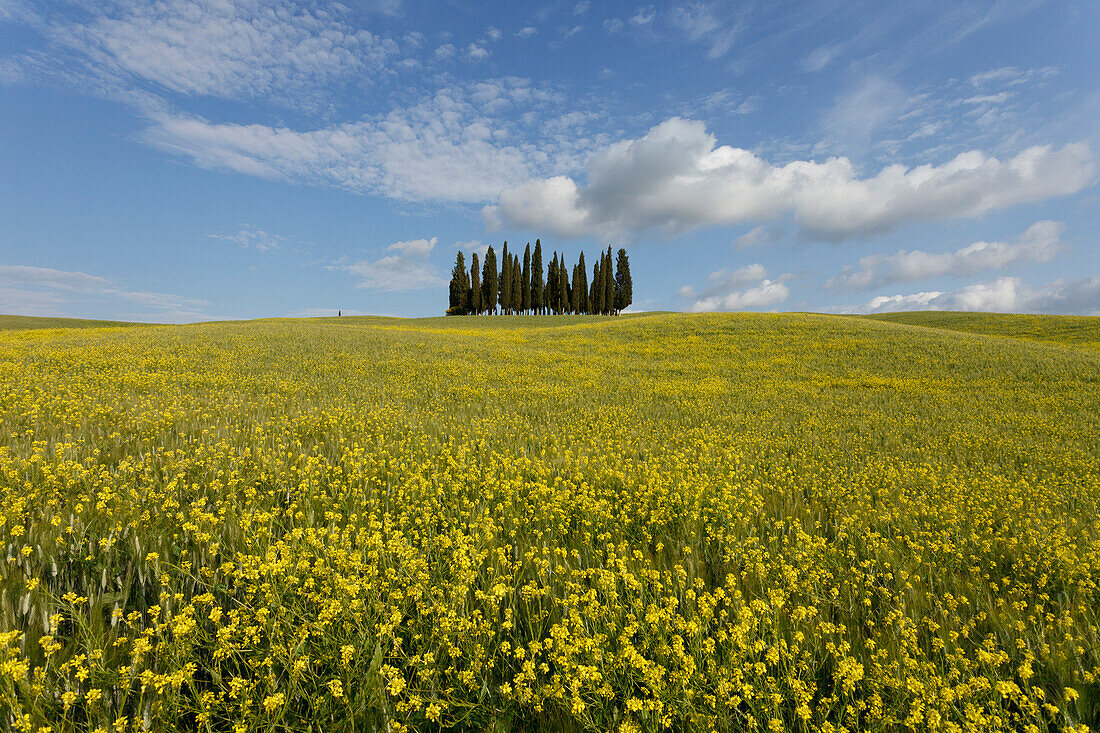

{"left": 499, "top": 242, "right": 511, "bottom": 315}
{"left": 602, "top": 246, "right": 614, "bottom": 315}
{"left": 615, "top": 247, "right": 633, "bottom": 314}
{"left": 469, "top": 253, "right": 482, "bottom": 314}
{"left": 482, "top": 245, "right": 497, "bottom": 315}
{"left": 547, "top": 253, "right": 559, "bottom": 315}
{"left": 576, "top": 251, "right": 588, "bottom": 314}
{"left": 510, "top": 254, "right": 521, "bottom": 314}
{"left": 559, "top": 255, "right": 569, "bottom": 314}
{"left": 448, "top": 251, "right": 466, "bottom": 315}
{"left": 570, "top": 262, "right": 581, "bottom": 314}
{"left": 590, "top": 259, "right": 602, "bottom": 315}
{"left": 531, "top": 239, "right": 544, "bottom": 314}
{"left": 521, "top": 244, "right": 531, "bottom": 314}
{"left": 562, "top": 257, "right": 573, "bottom": 314}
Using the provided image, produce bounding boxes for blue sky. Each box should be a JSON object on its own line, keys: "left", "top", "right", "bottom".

{"left": 1, "top": 0, "right": 1097, "bottom": 321}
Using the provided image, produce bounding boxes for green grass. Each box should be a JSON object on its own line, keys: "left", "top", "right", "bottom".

{"left": 0, "top": 314, "right": 144, "bottom": 330}
{"left": 861, "top": 310, "right": 1100, "bottom": 350}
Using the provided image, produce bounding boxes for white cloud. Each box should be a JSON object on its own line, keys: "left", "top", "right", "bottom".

{"left": 856, "top": 275, "right": 1100, "bottom": 316}
{"left": 486, "top": 117, "right": 1095, "bottom": 240}
{"left": 678, "top": 263, "right": 790, "bottom": 312}
{"left": 0, "top": 263, "right": 209, "bottom": 321}
{"left": 863, "top": 291, "right": 945, "bottom": 312}
{"left": 0, "top": 264, "right": 112, "bottom": 291}
{"left": 0, "top": 0, "right": 23, "bottom": 24}
{"left": 802, "top": 43, "right": 841, "bottom": 73}
{"left": 734, "top": 225, "right": 784, "bottom": 249}
{"left": 516, "top": 26, "right": 537, "bottom": 38}
{"left": 603, "top": 18, "right": 624, "bottom": 33}
{"left": 826, "top": 220, "right": 1065, "bottom": 290}
{"left": 209, "top": 225, "right": 288, "bottom": 253}
{"left": 41, "top": 0, "right": 394, "bottom": 108}
{"left": 969, "top": 66, "right": 1058, "bottom": 88}
{"left": 0, "top": 287, "right": 69, "bottom": 317}
{"left": 466, "top": 43, "right": 489, "bottom": 60}
{"left": 819, "top": 75, "right": 910, "bottom": 156}
{"left": 453, "top": 239, "right": 489, "bottom": 257}
{"left": 669, "top": 3, "right": 738, "bottom": 59}
{"left": 433, "top": 43, "right": 455, "bottom": 58}
{"left": 337, "top": 237, "right": 444, "bottom": 292}
{"left": 630, "top": 6, "right": 656, "bottom": 26}
{"left": 574, "top": 2, "right": 590, "bottom": 15}
{"left": 140, "top": 79, "right": 595, "bottom": 204}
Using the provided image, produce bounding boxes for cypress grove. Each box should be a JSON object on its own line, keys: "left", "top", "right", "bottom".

{"left": 446, "top": 242, "right": 632, "bottom": 316}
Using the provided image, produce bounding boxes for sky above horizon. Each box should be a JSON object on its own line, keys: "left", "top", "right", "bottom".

{"left": 1, "top": 0, "right": 1098, "bottom": 321}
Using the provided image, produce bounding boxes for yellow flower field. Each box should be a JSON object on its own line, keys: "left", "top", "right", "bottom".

{"left": 1, "top": 312, "right": 1098, "bottom": 731}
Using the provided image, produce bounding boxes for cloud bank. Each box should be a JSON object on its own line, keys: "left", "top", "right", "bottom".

{"left": 0, "top": 263, "right": 209, "bottom": 320}
{"left": 826, "top": 220, "right": 1065, "bottom": 290}
{"left": 486, "top": 118, "right": 1094, "bottom": 240}
{"left": 678, "top": 263, "right": 791, "bottom": 312}
{"left": 140, "top": 79, "right": 598, "bottom": 204}
{"left": 857, "top": 275, "right": 1100, "bottom": 316}
{"left": 34, "top": 0, "right": 394, "bottom": 108}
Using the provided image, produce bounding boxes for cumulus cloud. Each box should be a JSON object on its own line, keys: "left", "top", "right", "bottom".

{"left": 0, "top": 263, "right": 209, "bottom": 321}
{"left": 678, "top": 263, "right": 790, "bottom": 312}
{"left": 452, "top": 239, "right": 489, "bottom": 257}
{"left": 856, "top": 275, "right": 1100, "bottom": 316}
{"left": 337, "top": 237, "right": 444, "bottom": 292}
{"left": 486, "top": 117, "right": 1094, "bottom": 240}
{"left": 826, "top": 220, "right": 1065, "bottom": 290}
{"left": 465, "top": 43, "right": 489, "bottom": 60}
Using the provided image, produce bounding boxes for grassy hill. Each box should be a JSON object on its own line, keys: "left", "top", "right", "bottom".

{"left": 862, "top": 310, "right": 1100, "bottom": 350}
{"left": 0, "top": 314, "right": 143, "bottom": 330}
{"left": 1, "top": 312, "right": 1097, "bottom": 730}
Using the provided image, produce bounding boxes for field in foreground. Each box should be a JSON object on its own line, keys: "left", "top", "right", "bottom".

{"left": 1, "top": 312, "right": 1099, "bottom": 732}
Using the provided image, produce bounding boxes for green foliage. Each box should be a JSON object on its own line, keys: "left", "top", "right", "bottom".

{"left": 511, "top": 254, "right": 521, "bottom": 314}
{"left": 447, "top": 251, "right": 469, "bottom": 315}
{"left": 614, "top": 248, "right": 632, "bottom": 314}
{"left": 521, "top": 244, "right": 532, "bottom": 314}
{"left": 469, "top": 253, "right": 482, "bottom": 315}
{"left": 482, "top": 245, "right": 498, "bottom": 315}
{"left": 590, "top": 259, "right": 602, "bottom": 315}
{"left": 499, "top": 242, "right": 512, "bottom": 315}
{"left": 531, "top": 240, "right": 544, "bottom": 315}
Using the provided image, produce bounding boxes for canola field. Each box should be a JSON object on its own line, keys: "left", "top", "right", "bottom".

{"left": 1, "top": 312, "right": 1099, "bottom": 732}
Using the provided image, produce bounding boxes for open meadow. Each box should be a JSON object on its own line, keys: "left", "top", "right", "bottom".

{"left": 1, "top": 312, "right": 1098, "bottom": 732}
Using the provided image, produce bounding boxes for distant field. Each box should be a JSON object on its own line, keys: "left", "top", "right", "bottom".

{"left": 1, "top": 312, "right": 1098, "bottom": 731}
{"left": 0, "top": 314, "right": 143, "bottom": 330}
{"left": 863, "top": 310, "right": 1100, "bottom": 349}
